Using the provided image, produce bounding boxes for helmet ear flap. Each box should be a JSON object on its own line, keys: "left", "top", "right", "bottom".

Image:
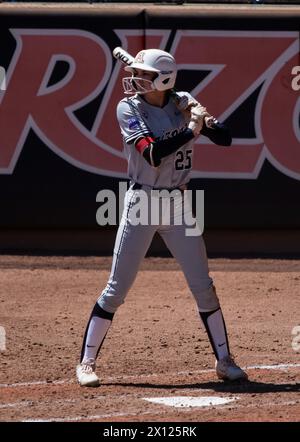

{"left": 153, "top": 72, "right": 176, "bottom": 91}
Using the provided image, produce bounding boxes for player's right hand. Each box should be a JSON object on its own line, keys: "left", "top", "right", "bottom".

{"left": 188, "top": 104, "right": 211, "bottom": 136}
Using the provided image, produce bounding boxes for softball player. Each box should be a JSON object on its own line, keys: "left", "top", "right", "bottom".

{"left": 76, "top": 49, "right": 248, "bottom": 387}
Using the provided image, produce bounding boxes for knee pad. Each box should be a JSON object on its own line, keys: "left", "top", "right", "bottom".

{"left": 196, "top": 284, "right": 220, "bottom": 311}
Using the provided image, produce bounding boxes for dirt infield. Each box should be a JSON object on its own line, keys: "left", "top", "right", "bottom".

{"left": 0, "top": 255, "right": 299, "bottom": 422}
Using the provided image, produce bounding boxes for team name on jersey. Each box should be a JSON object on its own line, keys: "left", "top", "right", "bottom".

{"left": 155, "top": 123, "right": 188, "bottom": 143}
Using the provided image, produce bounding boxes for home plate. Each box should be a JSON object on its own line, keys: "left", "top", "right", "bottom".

{"left": 143, "top": 396, "right": 238, "bottom": 408}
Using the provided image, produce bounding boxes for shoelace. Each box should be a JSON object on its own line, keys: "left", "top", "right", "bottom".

{"left": 81, "top": 364, "right": 94, "bottom": 374}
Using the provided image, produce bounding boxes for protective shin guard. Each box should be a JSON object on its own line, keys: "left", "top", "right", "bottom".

{"left": 80, "top": 303, "right": 114, "bottom": 363}
{"left": 199, "top": 308, "right": 230, "bottom": 360}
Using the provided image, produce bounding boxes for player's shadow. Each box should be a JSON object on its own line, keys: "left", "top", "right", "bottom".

{"left": 102, "top": 380, "right": 300, "bottom": 394}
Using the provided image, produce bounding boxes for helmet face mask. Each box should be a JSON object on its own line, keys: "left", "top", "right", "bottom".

{"left": 122, "top": 76, "right": 155, "bottom": 95}
{"left": 122, "top": 49, "right": 177, "bottom": 94}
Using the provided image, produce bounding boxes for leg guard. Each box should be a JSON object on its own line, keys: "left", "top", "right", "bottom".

{"left": 80, "top": 303, "right": 114, "bottom": 363}
{"left": 199, "top": 308, "right": 230, "bottom": 360}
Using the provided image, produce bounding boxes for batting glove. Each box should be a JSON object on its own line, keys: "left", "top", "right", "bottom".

{"left": 188, "top": 104, "right": 211, "bottom": 136}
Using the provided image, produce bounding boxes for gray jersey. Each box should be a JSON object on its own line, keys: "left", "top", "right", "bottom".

{"left": 116, "top": 91, "right": 195, "bottom": 188}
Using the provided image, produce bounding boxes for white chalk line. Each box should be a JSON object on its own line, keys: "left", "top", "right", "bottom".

{"left": 2, "top": 385, "right": 299, "bottom": 413}
{"left": 0, "top": 379, "right": 71, "bottom": 388}
{"left": 249, "top": 363, "right": 300, "bottom": 370}
{"left": 0, "top": 362, "right": 299, "bottom": 389}
{"left": 0, "top": 389, "right": 213, "bottom": 410}
{"left": 23, "top": 410, "right": 156, "bottom": 423}
{"left": 216, "top": 400, "right": 299, "bottom": 410}
{"left": 21, "top": 400, "right": 300, "bottom": 422}
{"left": 0, "top": 401, "right": 32, "bottom": 409}
{"left": 0, "top": 362, "right": 299, "bottom": 421}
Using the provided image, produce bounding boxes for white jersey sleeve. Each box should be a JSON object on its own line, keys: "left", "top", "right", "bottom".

{"left": 116, "top": 98, "right": 151, "bottom": 145}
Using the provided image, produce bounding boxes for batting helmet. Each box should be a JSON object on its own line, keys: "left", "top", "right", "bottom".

{"left": 122, "top": 49, "right": 177, "bottom": 94}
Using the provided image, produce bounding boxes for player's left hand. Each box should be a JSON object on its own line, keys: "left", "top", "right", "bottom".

{"left": 172, "top": 93, "right": 214, "bottom": 132}
{"left": 188, "top": 104, "right": 211, "bottom": 136}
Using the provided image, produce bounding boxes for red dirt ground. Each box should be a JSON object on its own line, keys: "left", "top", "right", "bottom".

{"left": 0, "top": 256, "right": 299, "bottom": 422}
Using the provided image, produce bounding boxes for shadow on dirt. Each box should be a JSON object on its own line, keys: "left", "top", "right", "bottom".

{"left": 102, "top": 380, "right": 300, "bottom": 394}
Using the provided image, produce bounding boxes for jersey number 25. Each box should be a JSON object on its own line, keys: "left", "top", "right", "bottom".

{"left": 175, "top": 149, "right": 192, "bottom": 171}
